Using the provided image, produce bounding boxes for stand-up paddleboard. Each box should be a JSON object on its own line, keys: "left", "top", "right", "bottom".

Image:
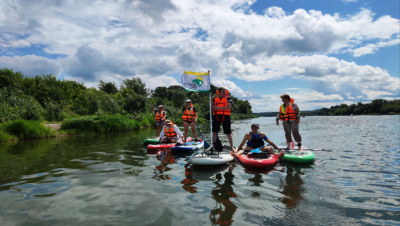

{"left": 277, "top": 146, "right": 315, "bottom": 164}
{"left": 188, "top": 147, "right": 234, "bottom": 166}
{"left": 147, "top": 137, "right": 192, "bottom": 150}
{"left": 143, "top": 138, "right": 160, "bottom": 145}
{"left": 170, "top": 140, "right": 204, "bottom": 154}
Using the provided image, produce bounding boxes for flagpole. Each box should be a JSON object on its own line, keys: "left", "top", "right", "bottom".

{"left": 208, "top": 70, "right": 212, "bottom": 148}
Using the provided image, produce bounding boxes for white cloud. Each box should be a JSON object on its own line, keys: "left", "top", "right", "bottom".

{"left": 0, "top": 0, "right": 398, "bottom": 108}
{"left": 211, "top": 78, "right": 260, "bottom": 99}
{"left": 0, "top": 55, "right": 62, "bottom": 77}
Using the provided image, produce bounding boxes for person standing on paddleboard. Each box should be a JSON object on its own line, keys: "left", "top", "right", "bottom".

{"left": 159, "top": 120, "right": 183, "bottom": 143}
{"left": 231, "top": 123, "right": 284, "bottom": 158}
{"left": 212, "top": 87, "right": 234, "bottom": 152}
{"left": 182, "top": 99, "right": 199, "bottom": 143}
{"left": 276, "top": 94, "right": 302, "bottom": 150}
{"left": 151, "top": 104, "right": 166, "bottom": 137}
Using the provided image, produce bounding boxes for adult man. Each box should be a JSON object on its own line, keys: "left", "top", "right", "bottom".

{"left": 159, "top": 120, "right": 183, "bottom": 143}
{"left": 212, "top": 87, "right": 234, "bottom": 151}
{"left": 276, "top": 94, "right": 302, "bottom": 150}
{"left": 151, "top": 104, "right": 166, "bottom": 137}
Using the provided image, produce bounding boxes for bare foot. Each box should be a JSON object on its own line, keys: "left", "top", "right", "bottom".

{"left": 230, "top": 151, "right": 237, "bottom": 158}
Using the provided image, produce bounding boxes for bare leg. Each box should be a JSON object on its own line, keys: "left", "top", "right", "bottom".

{"left": 227, "top": 134, "right": 234, "bottom": 151}
{"left": 261, "top": 146, "right": 285, "bottom": 158}
{"left": 170, "top": 138, "right": 177, "bottom": 143}
{"left": 157, "top": 125, "right": 160, "bottom": 137}
{"left": 231, "top": 146, "right": 253, "bottom": 158}
{"left": 190, "top": 122, "right": 198, "bottom": 140}
{"left": 183, "top": 121, "right": 189, "bottom": 143}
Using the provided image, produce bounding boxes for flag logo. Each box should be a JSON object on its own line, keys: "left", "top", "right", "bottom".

{"left": 192, "top": 75, "right": 205, "bottom": 86}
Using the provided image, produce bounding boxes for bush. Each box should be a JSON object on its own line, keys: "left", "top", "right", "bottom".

{"left": 0, "top": 88, "right": 43, "bottom": 122}
{"left": 43, "top": 98, "right": 65, "bottom": 122}
{"left": 0, "top": 120, "right": 55, "bottom": 140}
{"left": 61, "top": 115, "right": 140, "bottom": 134}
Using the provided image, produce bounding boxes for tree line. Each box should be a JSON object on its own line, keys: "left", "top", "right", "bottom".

{"left": 254, "top": 99, "right": 400, "bottom": 117}
{"left": 0, "top": 68, "right": 255, "bottom": 124}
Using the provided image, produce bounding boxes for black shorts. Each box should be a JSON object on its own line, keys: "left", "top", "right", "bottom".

{"left": 212, "top": 115, "right": 231, "bottom": 134}
{"left": 182, "top": 120, "right": 195, "bottom": 124}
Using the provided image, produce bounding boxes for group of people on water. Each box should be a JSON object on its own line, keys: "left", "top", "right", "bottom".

{"left": 152, "top": 87, "right": 302, "bottom": 158}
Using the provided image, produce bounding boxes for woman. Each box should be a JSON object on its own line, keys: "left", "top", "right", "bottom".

{"left": 182, "top": 99, "right": 199, "bottom": 142}
{"left": 231, "top": 123, "right": 284, "bottom": 158}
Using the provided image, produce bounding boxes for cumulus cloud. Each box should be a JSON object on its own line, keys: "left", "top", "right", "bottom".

{"left": 0, "top": 0, "right": 398, "bottom": 108}
{"left": 0, "top": 55, "right": 62, "bottom": 77}
{"left": 212, "top": 78, "right": 261, "bottom": 99}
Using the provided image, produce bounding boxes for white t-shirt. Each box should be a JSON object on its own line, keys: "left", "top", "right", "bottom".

{"left": 159, "top": 125, "right": 183, "bottom": 138}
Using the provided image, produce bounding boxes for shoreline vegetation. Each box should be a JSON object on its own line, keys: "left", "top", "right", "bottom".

{"left": 0, "top": 68, "right": 256, "bottom": 142}
{"left": 254, "top": 99, "right": 400, "bottom": 117}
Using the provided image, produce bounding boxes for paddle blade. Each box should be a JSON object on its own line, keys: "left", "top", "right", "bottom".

{"left": 204, "top": 140, "right": 210, "bottom": 149}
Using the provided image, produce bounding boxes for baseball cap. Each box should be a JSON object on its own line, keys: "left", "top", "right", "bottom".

{"left": 164, "top": 120, "right": 172, "bottom": 125}
{"left": 251, "top": 123, "right": 259, "bottom": 128}
{"left": 158, "top": 105, "right": 163, "bottom": 108}
{"left": 185, "top": 99, "right": 191, "bottom": 102}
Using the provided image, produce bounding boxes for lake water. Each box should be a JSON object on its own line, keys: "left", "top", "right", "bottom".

{"left": 0, "top": 116, "right": 399, "bottom": 225}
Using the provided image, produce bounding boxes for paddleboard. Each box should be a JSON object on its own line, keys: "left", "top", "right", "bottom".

{"left": 188, "top": 149, "right": 234, "bottom": 165}
{"left": 238, "top": 153, "right": 279, "bottom": 168}
{"left": 147, "top": 137, "right": 192, "bottom": 150}
{"left": 143, "top": 138, "right": 160, "bottom": 145}
{"left": 277, "top": 146, "right": 315, "bottom": 164}
{"left": 170, "top": 140, "right": 204, "bottom": 154}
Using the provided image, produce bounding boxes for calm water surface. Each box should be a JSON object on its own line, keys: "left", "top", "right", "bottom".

{"left": 0, "top": 116, "right": 399, "bottom": 225}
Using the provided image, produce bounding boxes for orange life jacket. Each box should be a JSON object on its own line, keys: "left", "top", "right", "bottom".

{"left": 213, "top": 90, "right": 230, "bottom": 116}
{"left": 279, "top": 103, "right": 297, "bottom": 121}
{"left": 214, "top": 97, "right": 231, "bottom": 116}
{"left": 155, "top": 110, "right": 165, "bottom": 122}
{"left": 182, "top": 104, "right": 196, "bottom": 122}
{"left": 164, "top": 123, "right": 177, "bottom": 138}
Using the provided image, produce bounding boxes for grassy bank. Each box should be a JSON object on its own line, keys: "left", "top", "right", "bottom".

{"left": 0, "top": 120, "right": 55, "bottom": 142}
{"left": 61, "top": 114, "right": 154, "bottom": 134}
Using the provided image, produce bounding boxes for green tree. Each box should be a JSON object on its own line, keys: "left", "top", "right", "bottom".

{"left": 99, "top": 80, "right": 118, "bottom": 94}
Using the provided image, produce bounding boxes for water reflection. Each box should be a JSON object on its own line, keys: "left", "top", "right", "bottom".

{"left": 278, "top": 164, "right": 307, "bottom": 209}
{"left": 180, "top": 163, "right": 199, "bottom": 193}
{"left": 151, "top": 150, "right": 175, "bottom": 180}
{"left": 210, "top": 167, "right": 238, "bottom": 226}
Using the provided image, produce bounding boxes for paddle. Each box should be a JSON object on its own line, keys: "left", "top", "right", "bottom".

{"left": 187, "top": 105, "right": 210, "bottom": 149}
{"left": 194, "top": 122, "right": 210, "bottom": 149}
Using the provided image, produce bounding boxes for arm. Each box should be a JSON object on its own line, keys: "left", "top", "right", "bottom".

{"left": 159, "top": 126, "right": 165, "bottom": 137}
{"left": 295, "top": 105, "right": 300, "bottom": 123}
{"left": 237, "top": 134, "right": 249, "bottom": 151}
{"left": 162, "top": 111, "right": 166, "bottom": 121}
{"left": 265, "top": 139, "right": 279, "bottom": 150}
{"left": 174, "top": 125, "right": 184, "bottom": 137}
{"left": 151, "top": 104, "right": 156, "bottom": 111}
{"left": 213, "top": 102, "right": 232, "bottom": 110}
{"left": 276, "top": 113, "right": 280, "bottom": 126}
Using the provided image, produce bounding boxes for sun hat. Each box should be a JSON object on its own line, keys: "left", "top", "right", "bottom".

{"left": 185, "top": 99, "right": 192, "bottom": 102}
{"left": 164, "top": 119, "right": 172, "bottom": 125}
{"left": 158, "top": 105, "right": 163, "bottom": 108}
{"left": 251, "top": 123, "right": 259, "bottom": 128}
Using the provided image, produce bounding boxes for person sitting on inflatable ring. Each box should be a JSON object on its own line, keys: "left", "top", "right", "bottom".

{"left": 231, "top": 123, "right": 284, "bottom": 158}
{"left": 159, "top": 120, "right": 184, "bottom": 143}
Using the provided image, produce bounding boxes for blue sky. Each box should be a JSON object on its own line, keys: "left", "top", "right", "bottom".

{"left": 0, "top": 0, "right": 399, "bottom": 112}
